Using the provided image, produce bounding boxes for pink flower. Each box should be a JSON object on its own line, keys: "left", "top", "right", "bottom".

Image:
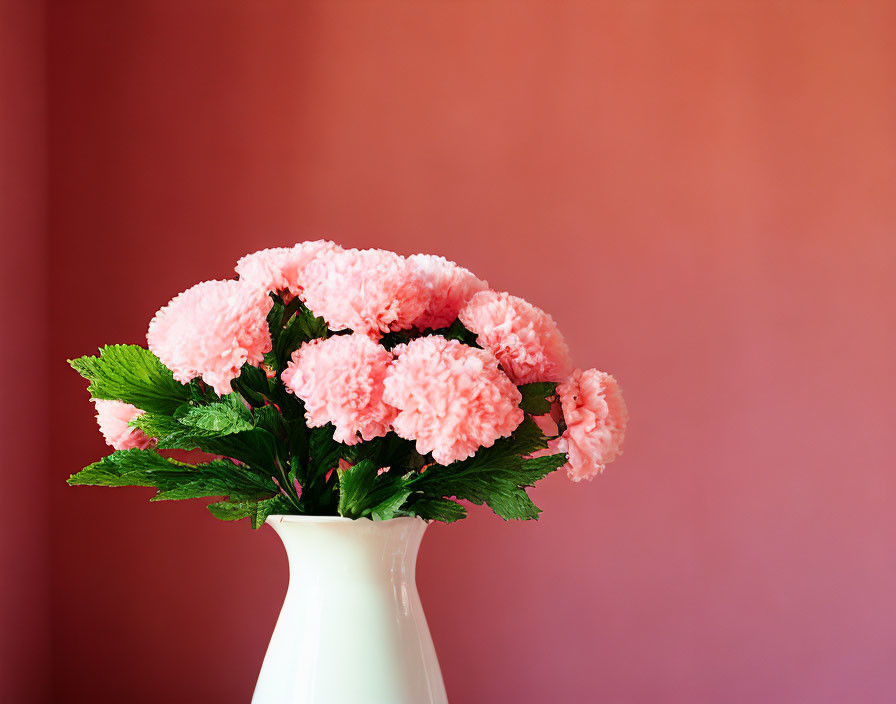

{"left": 407, "top": 254, "right": 488, "bottom": 330}
{"left": 300, "top": 248, "right": 428, "bottom": 336}
{"left": 235, "top": 240, "right": 341, "bottom": 298}
{"left": 383, "top": 336, "right": 524, "bottom": 465}
{"left": 93, "top": 399, "right": 153, "bottom": 450}
{"left": 281, "top": 333, "right": 397, "bottom": 445}
{"left": 458, "top": 290, "right": 572, "bottom": 385}
{"left": 556, "top": 369, "right": 628, "bottom": 481}
{"left": 147, "top": 279, "right": 273, "bottom": 396}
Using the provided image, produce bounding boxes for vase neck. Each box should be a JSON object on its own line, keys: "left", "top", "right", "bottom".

{"left": 266, "top": 516, "right": 427, "bottom": 586}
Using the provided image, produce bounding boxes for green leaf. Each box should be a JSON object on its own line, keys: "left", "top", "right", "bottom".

{"left": 503, "top": 415, "right": 551, "bottom": 457}
{"left": 70, "top": 345, "right": 191, "bottom": 414}
{"left": 343, "top": 433, "right": 422, "bottom": 472}
{"left": 188, "top": 379, "right": 220, "bottom": 405}
{"left": 294, "top": 304, "right": 331, "bottom": 341}
{"left": 207, "top": 495, "right": 293, "bottom": 529}
{"left": 337, "top": 460, "right": 378, "bottom": 518}
{"left": 517, "top": 453, "right": 568, "bottom": 484}
{"left": 378, "top": 330, "right": 412, "bottom": 351}
{"left": 130, "top": 412, "right": 216, "bottom": 447}
{"left": 68, "top": 449, "right": 275, "bottom": 500}
{"left": 175, "top": 394, "right": 255, "bottom": 434}
{"left": 434, "top": 319, "right": 479, "bottom": 346}
{"left": 518, "top": 382, "right": 557, "bottom": 415}
{"left": 308, "top": 425, "right": 342, "bottom": 478}
{"left": 335, "top": 458, "right": 417, "bottom": 520}
{"left": 232, "top": 363, "right": 272, "bottom": 407}
{"left": 419, "top": 417, "right": 549, "bottom": 496}
{"left": 484, "top": 486, "right": 542, "bottom": 520}
{"left": 130, "top": 411, "right": 284, "bottom": 482}
{"left": 266, "top": 298, "right": 329, "bottom": 371}
{"left": 405, "top": 497, "right": 467, "bottom": 523}
{"left": 252, "top": 404, "right": 287, "bottom": 437}
{"left": 408, "top": 417, "right": 560, "bottom": 522}
{"left": 369, "top": 488, "right": 413, "bottom": 521}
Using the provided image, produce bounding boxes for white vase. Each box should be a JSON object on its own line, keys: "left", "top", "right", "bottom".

{"left": 252, "top": 515, "right": 448, "bottom": 704}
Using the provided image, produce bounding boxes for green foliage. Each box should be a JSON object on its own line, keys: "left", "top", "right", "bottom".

{"left": 293, "top": 303, "right": 329, "bottom": 342}
{"left": 337, "top": 460, "right": 379, "bottom": 518}
{"left": 69, "top": 345, "right": 191, "bottom": 414}
{"left": 69, "top": 323, "right": 568, "bottom": 526}
{"left": 369, "top": 488, "right": 413, "bottom": 521}
{"left": 403, "top": 496, "right": 467, "bottom": 523}
{"left": 174, "top": 394, "right": 255, "bottom": 434}
{"left": 378, "top": 330, "right": 413, "bottom": 351}
{"left": 265, "top": 297, "right": 329, "bottom": 371}
{"left": 308, "top": 426, "right": 342, "bottom": 477}
{"left": 231, "top": 363, "right": 272, "bottom": 407}
{"left": 337, "top": 460, "right": 418, "bottom": 521}
{"left": 435, "top": 319, "right": 479, "bottom": 347}
{"left": 518, "top": 382, "right": 557, "bottom": 415}
{"left": 68, "top": 449, "right": 276, "bottom": 502}
{"left": 208, "top": 495, "right": 294, "bottom": 529}
{"left": 130, "top": 412, "right": 215, "bottom": 449}
{"left": 343, "top": 433, "right": 423, "bottom": 471}
{"left": 133, "top": 409, "right": 283, "bottom": 482}
{"left": 408, "top": 418, "right": 563, "bottom": 521}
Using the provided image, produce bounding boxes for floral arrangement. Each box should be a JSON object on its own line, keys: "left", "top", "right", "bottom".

{"left": 69, "top": 243, "right": 628, "bottom": 527}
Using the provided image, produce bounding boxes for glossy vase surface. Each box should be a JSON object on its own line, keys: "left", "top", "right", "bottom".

{"left": 252, "top": 515, "right": 448, "bottom": 704}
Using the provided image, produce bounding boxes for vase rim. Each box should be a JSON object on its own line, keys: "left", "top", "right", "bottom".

{"left": 265, "top": 514, "right": 424, "bottom": 525}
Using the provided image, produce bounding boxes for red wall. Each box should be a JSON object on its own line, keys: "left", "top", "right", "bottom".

{"left": 39, "top": 1, "right": 896, "bottom": 702}
{"left": 0, "top": 1, "right": 49, "bottom": 702}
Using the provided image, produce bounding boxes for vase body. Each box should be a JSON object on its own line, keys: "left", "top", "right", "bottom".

{"left": 252, "top": 515, "right": 448, "bottom": 704}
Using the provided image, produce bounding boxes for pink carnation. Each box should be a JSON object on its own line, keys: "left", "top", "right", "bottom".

{"left": 93, "top": 399, "right": 153, "bottom": 451}
{"left": 235, "top": 240, "right": 341, "bottom": 298}
{"left": 147, "top": 279, "right": 273, "bottom": 396}
{"left": 281, "top": 333, "right": 397, "bottom": 445}
{"left": 458, "top": 290, "right": 572, "bottom": 385}
{"left": 556, "top": 369, "right": 628, "bottom": 481}
{"left": 300, "top": 248, "right": 428, "bottom": 336}
{"left": 408, "top": 254, "right": 488, "bottom": 330}
{"left": 383, "top": 336, "right": 524, "bottom": 465}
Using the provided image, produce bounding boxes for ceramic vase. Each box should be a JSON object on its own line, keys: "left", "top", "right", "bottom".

{"left": 252, "top": 515, "right": 448, "bottom": 704}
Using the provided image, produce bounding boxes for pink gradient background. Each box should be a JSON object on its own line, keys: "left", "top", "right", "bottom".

{"left": 1, "top": 1, "right": 894, "bottom": 702}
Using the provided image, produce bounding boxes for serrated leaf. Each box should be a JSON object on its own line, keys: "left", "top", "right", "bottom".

{"left": 343, "top": 433, "right": 421, "bottom": 471}
{"left": 517, "top": 453, "right": 567, "bottom": 484}
{"left": 70, "top": 345, "right": 191, "bottom": 414}
{"left": 131, "top": 412, "right": 216, "bottom": 447}
{"left": 252, "top": 404, "right": 287, "bottom": 437}
{"left": 308, "top": 425, "right": 342, "bottom": 478}
{"left": 68, "top": 449, "right": 275, "bottom": 500}
{"left": 434, "top": 319, "right": 479, "bottom": 346}
{"left": 293, "top": 304, "right": 329, "bottom": 341}
{"left": 188, "top": 379, "right": 220, "bottom": 404}
{"left": 445, "top": 416, "right": 548, "bottom": 478}
{"left": 175, "top": 394, "right": 255, "bottom": 434}
{"left": 368, "top": 489, "right": 413, "bottom": 521}
{"left": 266, "top": 299, "right": 329, "bottom": 371}
{"left": 407, "top": 417, "right": 561, "bottom": 522}
{"left": 131, "top": 411, "right": 284, "bottom": 482}
{"left": 517, "top": 382, "right": 557, "bottom": 415}
{"left": 337, "top": 459, "right": 378, "bottom": 518}
{"left": 416, "top": 416, "right": 548, "bottom": 498}
{"left": 485, "top": 486, "right": 541, "bottom": 520}
{"left": 207, "top": 495, "right": 293, "bottom": 529}
{"left": 232, "top": 363, "right": 272, "bottom": 406}
{"left": 405, "top": 497, "right": 467, "bottom": 523}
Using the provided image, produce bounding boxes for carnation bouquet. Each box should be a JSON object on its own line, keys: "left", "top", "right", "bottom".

{"left": 69, "top": 242, "right": 627, "bottom": 527}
